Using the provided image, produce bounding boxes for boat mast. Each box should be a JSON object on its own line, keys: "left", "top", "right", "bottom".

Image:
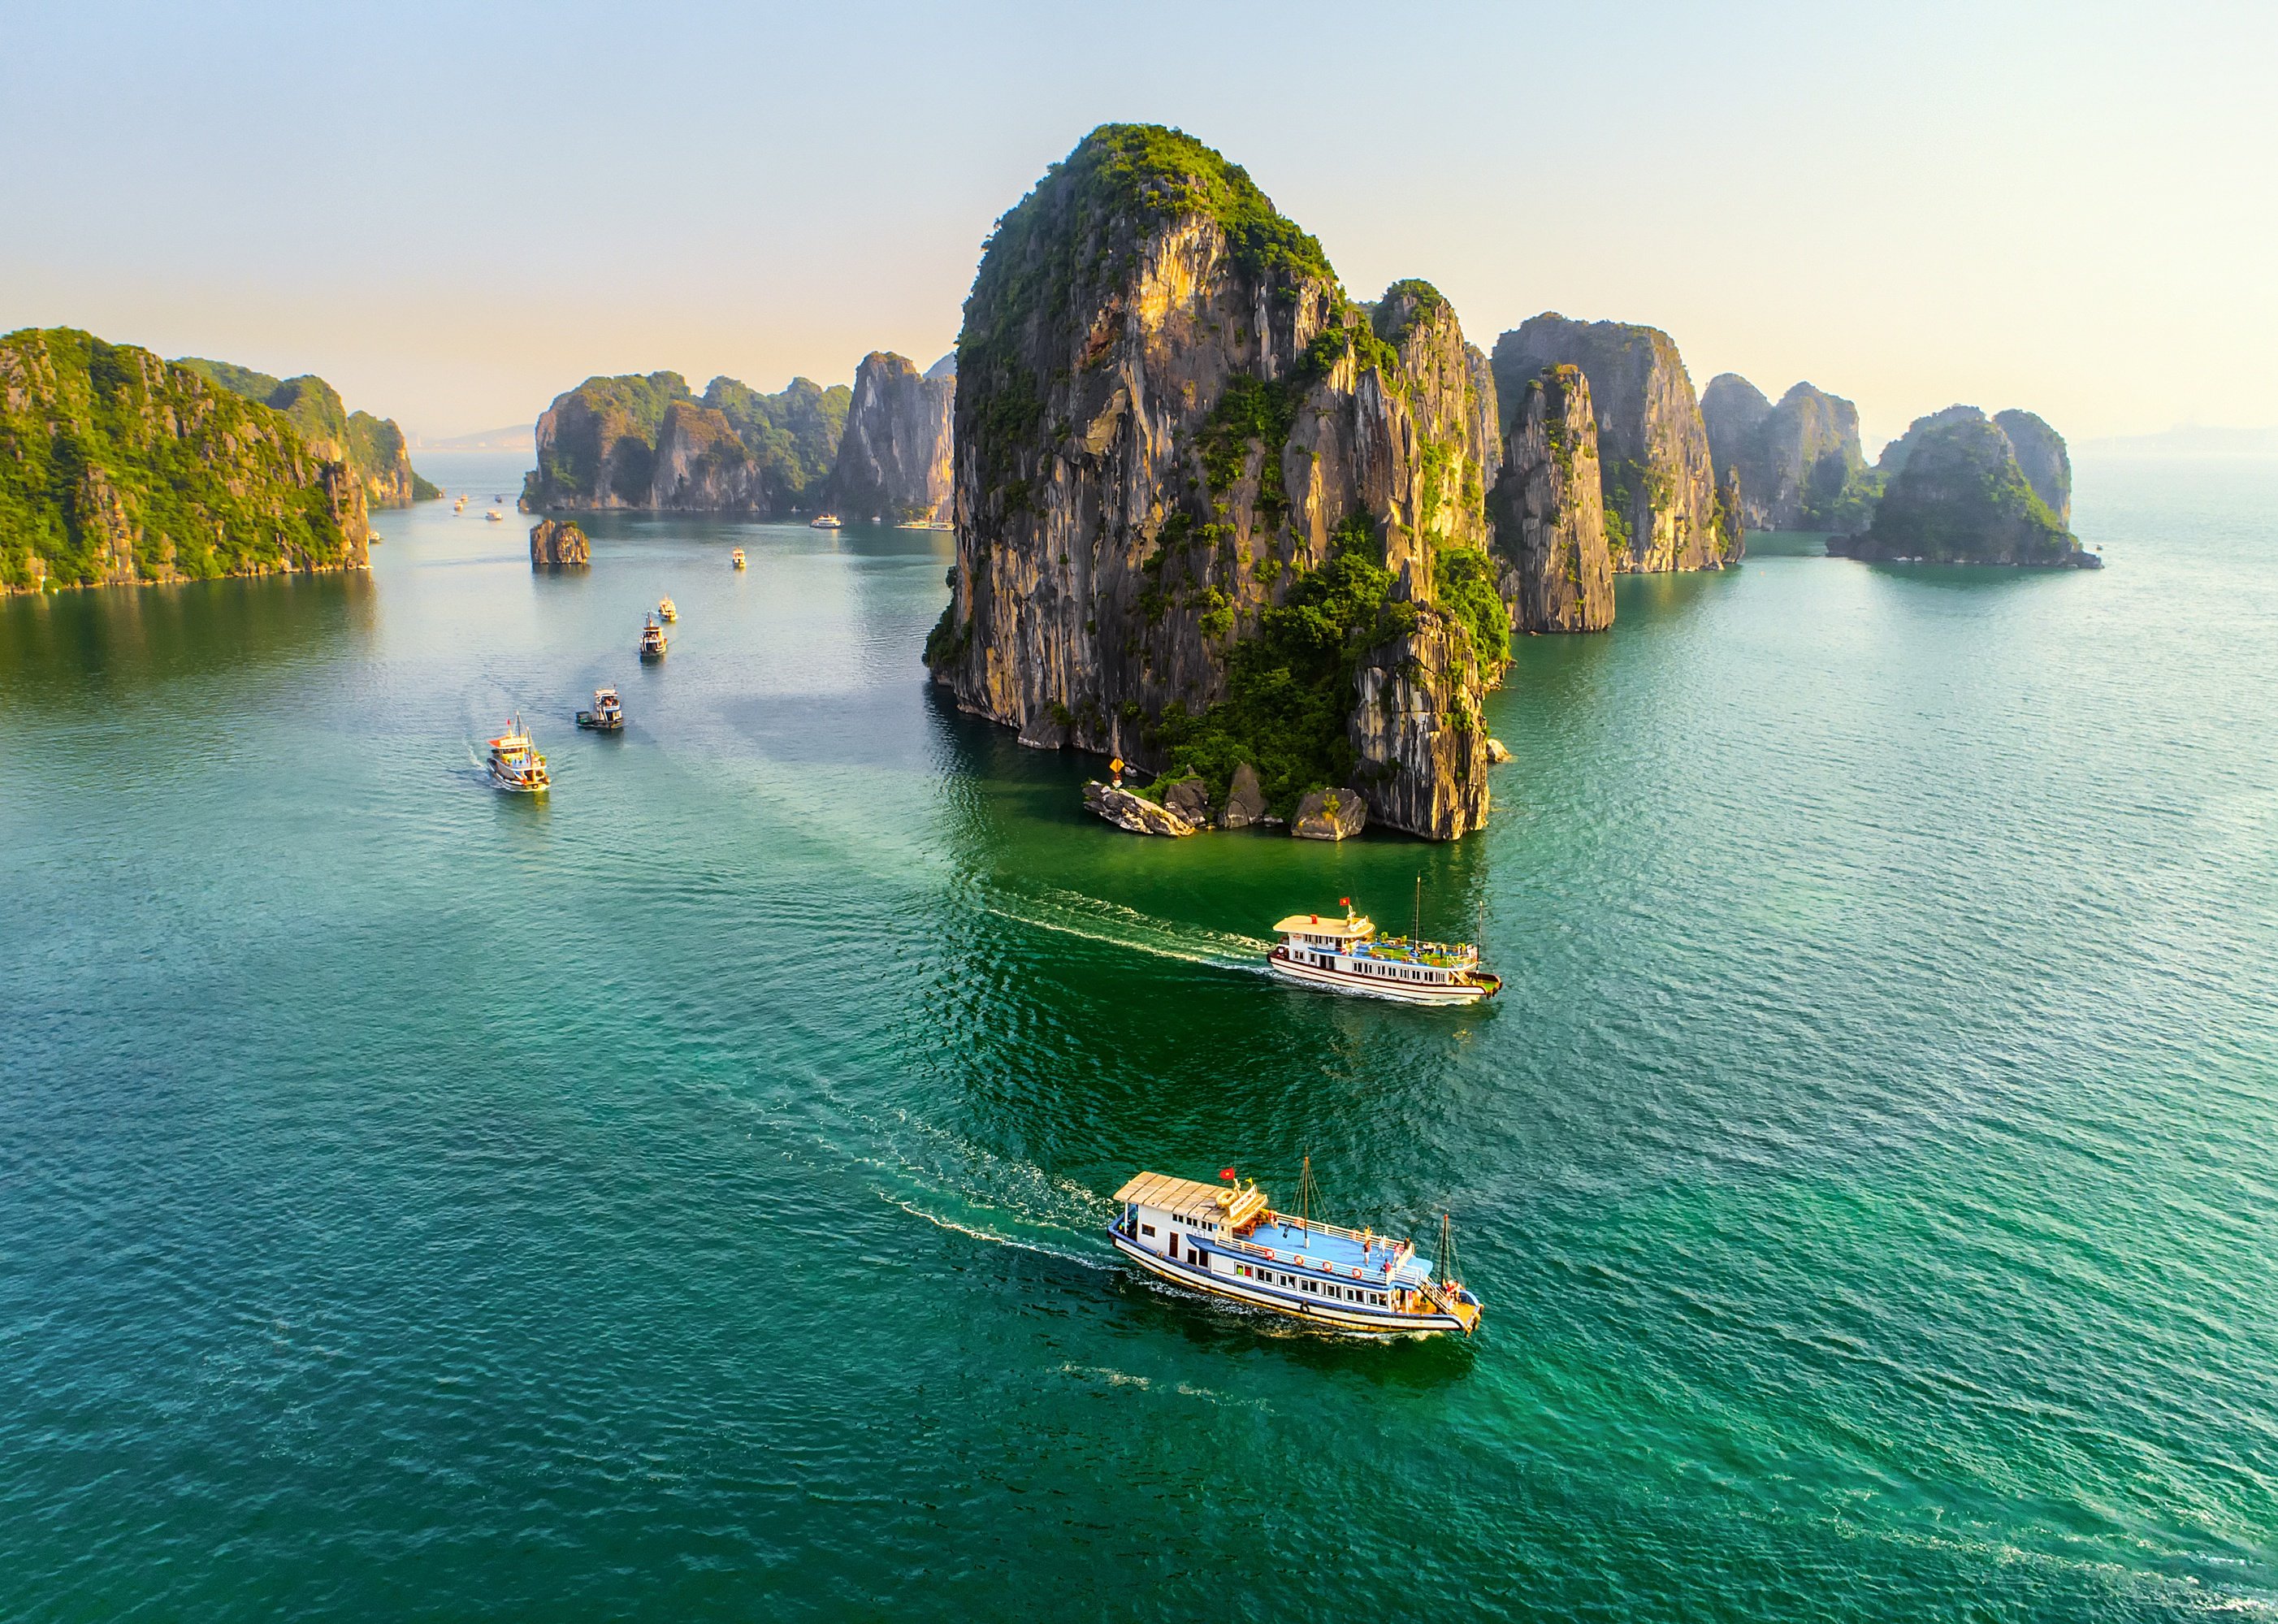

{"left": 1298, "top": 1152, "right": 1315, "bottom": 1238}
{"left": 1414, "top": 874, "right": 1422, "bottom": 944}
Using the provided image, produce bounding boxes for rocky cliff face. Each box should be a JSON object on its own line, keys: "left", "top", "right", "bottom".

{"left": 829, "top": 351, "right": 954, "bottom": 522}
{"left": 1875, "top": 405, "right": 1981, "bottom": 474}
{"left": 522, "top": 371, "right": 850, "bottom": 516}
{"left": 925, "top": 124, "right": 1506, "bottom": 839}
{"left": 178, "top": 357, "right": 435, "bottom": 508}
{"left": 2, "top": 328, "right": 368, "bottom": 592}
{"left": 1993, "top": 409, "right": 2071, "bottom": 525}
{"left": 1702, "top": 374, "right": 1870, "bottom": 531}
{"left": 1488, "top": 363, "right": 1613, "bottom": 632}
{"left": 1834, "top": 406, "right": 2090, "bottom": 566}
{"left": 1491, "top": 315, "right": 1735, "bottom": 572}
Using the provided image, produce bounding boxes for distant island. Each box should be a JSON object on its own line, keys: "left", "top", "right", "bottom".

{"left": 1829, "top": 406, "right": 2094, "bottom": 567}
{"left": 175, "top": 357, "right": 438, "bottom": 508}
{"left": 518, "top": 353, "right": 955, "bottom": 524}
{"left": 1, "top": 327, "right": 370, "bottom": 593}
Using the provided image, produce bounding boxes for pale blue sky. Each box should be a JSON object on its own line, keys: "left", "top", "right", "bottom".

{"left": 3, "top": 0, "right": 2267, "bottom": 448}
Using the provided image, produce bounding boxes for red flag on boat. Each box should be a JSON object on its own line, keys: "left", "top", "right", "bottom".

{"left": 1219, "top": 1167, "right": 1237, "bottom": 1181}
{"left": 1340, "top": 897, "right": 1350, "bottom": 907}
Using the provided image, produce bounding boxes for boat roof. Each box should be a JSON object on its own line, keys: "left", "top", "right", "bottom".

{"left": 1273, "top": 913, "right": 1374, "bottom": 939}
{"left": 1115, "top": 1171, "right": 1267, "bottom": 1226}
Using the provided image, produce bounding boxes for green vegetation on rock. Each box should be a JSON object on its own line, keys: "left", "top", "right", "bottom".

{"left": 1848, "top": 409, "right": 2081, "bottom": 565}
{"left": 522, "top": 370, "right": 850, "bottom": 514}
{"left": 1150, "top": 518, "right": 1408, "bottom": 816}
{"left": 177, "top": 357, "right": 433, "bottom": 508}
{"left": 2, "top": 327, "right": 366, "bottom": 591}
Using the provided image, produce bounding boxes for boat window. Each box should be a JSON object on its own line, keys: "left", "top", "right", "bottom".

{"left": 1139, "top": 1224, "right": 1154, "bottom": 1237}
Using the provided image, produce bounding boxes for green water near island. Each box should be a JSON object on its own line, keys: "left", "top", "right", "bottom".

{"left": 2, "top": 453, "right": 2274, "bottom": 1620}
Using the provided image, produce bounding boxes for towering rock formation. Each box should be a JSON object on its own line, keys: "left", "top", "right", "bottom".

{"left": 925, "top": 124, "right": 1508, "bottom": 840}
{"left": 177, "top": 357, "right": 436, "bottom": 507}
{"left": 1488, "top": 364, "right": 1613, "bottom": 633}
{"left": 2, "top": 327, "right": 368, "bottom": 592}
{"left": 1831, "top": 407, "right": 2093, "bottom": 566}
{"left": 1994, "top": 409, "right": 2071, "bottom": 525}
{"left": 522, "top": 371, "right": 849, "bottom": 516}
{"left": 1700, "top": 373, "right": 1772, "bottom": 503}
{"left": 829, "top": 351, "right": 955, "bottom": 522}
{"left": 1701, "top": 374, "right": 1871, "bottom": 531}
{"left": 1491, "top": 314, "right": 1736, "bottom": 572}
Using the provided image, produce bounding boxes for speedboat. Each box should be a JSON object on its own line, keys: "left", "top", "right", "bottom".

{"left": 576, "top": 687, "right": 625, "bottom": 730}
{"left": 1110, "top": 1163, "right": 1481, "bottom": 1337}
{"left": 487, "top": 717, "right": 550, "bottom": 792}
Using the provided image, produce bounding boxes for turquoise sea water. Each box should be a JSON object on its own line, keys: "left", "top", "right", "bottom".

{"left": 2, "top": 453, "right": 2273, "bottom": 1620}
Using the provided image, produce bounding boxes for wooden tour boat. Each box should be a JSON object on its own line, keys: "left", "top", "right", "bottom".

{"left": 1111, "top": 1163, "right": 1480, "bottom": 1337}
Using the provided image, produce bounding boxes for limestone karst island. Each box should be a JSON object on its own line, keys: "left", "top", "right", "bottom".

{"left": 7, "top": 8, "right": 2269, "bottom": 1617}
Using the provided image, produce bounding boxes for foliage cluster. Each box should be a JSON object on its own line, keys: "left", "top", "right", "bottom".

{"left": 704, "top": 375, "right": 851, "bottom": 508}
{"left": 1150, "top": 516, "right": 1410, "bottom": 816}
{"left": 1864, "top": 415, "right": 2074, "bottom": 562}
{"left": 522, "top": 370, "right": 851, "bottom": 515}
{"left": 0, "top": 327, "right": 357, "bottom": 590}
{"left": 180, "top": 357, "right": 435, "bottom": 506}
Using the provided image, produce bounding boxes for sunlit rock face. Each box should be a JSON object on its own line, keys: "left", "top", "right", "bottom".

{"left": 1492, "top": 314, "right": 1734, "bottom": 573}
{"left": 926, "top": 124, "right": 1506, "bottom": 839}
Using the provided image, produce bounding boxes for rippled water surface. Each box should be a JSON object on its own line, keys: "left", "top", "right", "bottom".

{"left": 3, "top": 453, "right": 2274, "bottom": 1620}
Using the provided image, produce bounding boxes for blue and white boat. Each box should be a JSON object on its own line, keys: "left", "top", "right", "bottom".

{"left": 1110, "top": 1165, "right": 1481, "bottom": 1337}
{"left": 1267, "top": 904, "right": 1501, "bottom": 1006}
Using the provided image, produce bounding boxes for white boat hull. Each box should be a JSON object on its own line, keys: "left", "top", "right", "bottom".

{"left": 1266, "top": 948, "right": 1490, "bottom": 1006}
{"left": 1111, "top": 1233, "right": 1467, "bottom": 1336}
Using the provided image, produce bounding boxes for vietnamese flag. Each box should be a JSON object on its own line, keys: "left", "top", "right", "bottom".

{"left": 1219, "top": 1167, "right": 1237, "bottom": 1181}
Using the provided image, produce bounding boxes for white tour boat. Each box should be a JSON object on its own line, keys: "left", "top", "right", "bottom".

{"left": 1267, "top": 902, "right": 1500, "bottom": 1005}
{"left": 1111, "top": 1165, "right": 1480, "bottom": 1337}
{"left": 487, "top": 716, "right": 550, "bottom": 792}
{"left": 808, "top": 513, "right": 842, "bottom": 529}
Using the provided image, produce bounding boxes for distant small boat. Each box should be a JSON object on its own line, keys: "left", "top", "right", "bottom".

{"left": 731, "top": 548, "right": 747, "bottom": 569}
{"left": 487, "top": 716, "right": 550, "bottom": 792}
{"left": 808, "top": 513, "right": 842, "bottom": 529}
{"left": 657, "top": 597, "right": 678, "bottom": 621}
{"left": 576, "top": 686, "right": 625, "bottom": 730}
{"left": 485, "top": 509, "right": 504, "bottom": 522}
{"left": 639, "top": 615, "right": 667, "bottom": 660}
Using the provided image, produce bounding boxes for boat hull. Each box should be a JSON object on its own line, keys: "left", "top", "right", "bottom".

{"left": 1266, "top": 948, "right": 1492, "bottom": 1006}
{"left": 1110, "top": 1232, "right": 1468, "bottom": 1336}
{"left": 574, "top": 713, "right": 622, "bottom": 731}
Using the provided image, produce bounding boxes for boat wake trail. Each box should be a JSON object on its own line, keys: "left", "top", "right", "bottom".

{"left": 983, "top": 888, "right": 1272, "bottom": 972}
{"left": 881, "top": 1195, "right": 1111, "bottom": 1271}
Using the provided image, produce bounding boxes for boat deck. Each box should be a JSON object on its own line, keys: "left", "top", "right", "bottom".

{"left": 1232, "top": 1215, "right": 1435, "bottom": 1285}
